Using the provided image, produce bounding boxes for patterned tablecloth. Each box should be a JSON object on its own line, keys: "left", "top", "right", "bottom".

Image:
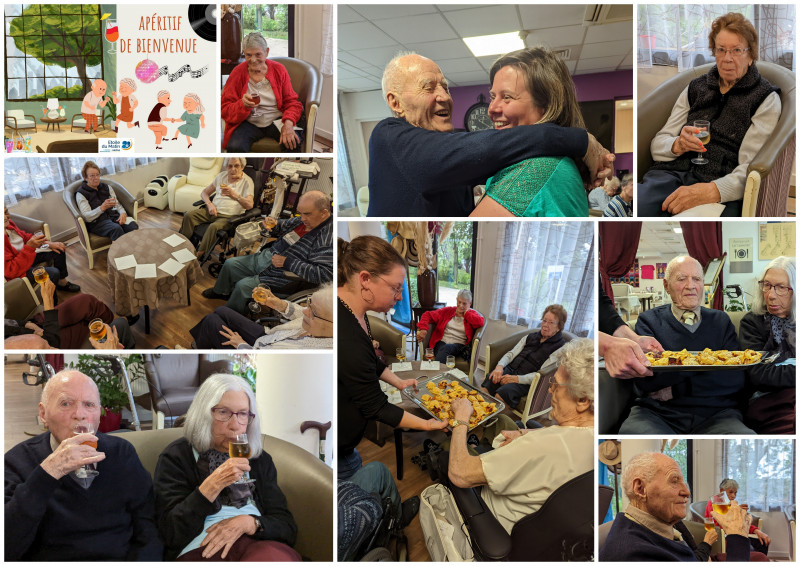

{"left": 107, "top": 228, "right": 201, "bottom": 317}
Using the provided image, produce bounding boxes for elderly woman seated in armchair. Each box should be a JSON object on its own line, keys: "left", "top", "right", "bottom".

{"left": 446, "top": 338, "right": 594, "bottom": 533}
{"left": 638, "top": 12, "right": 781, "bottom": 217}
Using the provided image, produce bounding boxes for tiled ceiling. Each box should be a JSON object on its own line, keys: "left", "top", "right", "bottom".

{"left": 338, "top": 4, "right": 634, "bottom": 93}
{"left": 637, "top": 221, "right": 689, "bottom": 259}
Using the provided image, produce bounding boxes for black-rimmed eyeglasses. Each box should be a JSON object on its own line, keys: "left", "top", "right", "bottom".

{"left": 308, "top": 297, "right": 333, "bottom": 323}
{"left": 758, "top": 281, "right": 793, "bottom": 297}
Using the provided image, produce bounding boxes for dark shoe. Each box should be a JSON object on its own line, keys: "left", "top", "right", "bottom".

{"left": 56, "top": 281, "right": 81, "bottom": 293}
{"left": 467, "top": 433, "right": 480, "bottom": 448}
{"left": 126, "top": 314, "right": 140, "bottom": 326}
{"left": 400, "top": 496, "right": 421, "bottom": 528}
{"left": 423, "top": 438, "right": 440, "bottom": 453}
{"left": 187, "top": 143, "right": 192, "bottom": 149}
{"left": 201, "top": 287, "right": 230, "bottom": 300}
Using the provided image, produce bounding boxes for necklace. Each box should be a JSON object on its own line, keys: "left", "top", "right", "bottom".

{"left": 338, "top": 296, "right": 372, "bottom": 340}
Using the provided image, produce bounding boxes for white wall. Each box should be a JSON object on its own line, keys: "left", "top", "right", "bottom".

{"left": 296, "top": 5, "right": 333, "bottom": 140}
{"left": 338, "top": 90, "right": 391, "bottom": 189}
{"left": 255, "top": 352, "right": 333, "bottom": 465}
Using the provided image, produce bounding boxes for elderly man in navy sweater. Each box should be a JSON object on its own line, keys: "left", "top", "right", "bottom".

{"left": 601, "top": 452, "right": 752, "bottom": 561}
{"left": 619, "top": 255, "right": 754, "bottom": 435}
{"left": 367, "top": 53, "right": 614, "bottom": 217}
{"left": 4, "top": 370, "right": 161, "bottom": 561}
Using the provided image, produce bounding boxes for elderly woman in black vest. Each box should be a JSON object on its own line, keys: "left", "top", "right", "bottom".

{"left": 75, "top": 161, "right": 139, "bottom": 241}
{"left": 482, "top": 304, "right": 568, "bottom": 411}
{"left": 638, "top": 12, "right": 780, "bottom": 217}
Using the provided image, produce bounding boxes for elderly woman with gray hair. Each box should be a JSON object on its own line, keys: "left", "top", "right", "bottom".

{"left": 740, "top": 255, "right": 795, "bottom": 434}
{"left": 416, "top": 289, "right": 484, "bottom": 364}
{"left": 447, "top": 338, "right": 594, "bottom": 534}
{"left": 704, "top": 478, "right": 771, "bottom": 557}
{"left": 221, "top": 32, "right": 303, "bottom": 153}
{"left": 154, "top": 374, "right": 300, "bottom": 561}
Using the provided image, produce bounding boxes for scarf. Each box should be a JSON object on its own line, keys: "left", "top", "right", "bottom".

{"left": 197, "top": 450, "right": 253, "bottom": 509}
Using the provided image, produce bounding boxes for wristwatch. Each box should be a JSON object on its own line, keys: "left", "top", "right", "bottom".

{"left": 451, "top": 419, "right": 469, "bottom": 429}
{"left": 251, "top": 515, "right": 263, "bottom": 533}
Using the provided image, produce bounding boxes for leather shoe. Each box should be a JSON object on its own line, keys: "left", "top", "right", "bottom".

{"left": 400, "top": 496, "right": 421, "bottom": 528}
{"left": 201, "top": 287, "right": 230, "bottom": 300}
{"left": 55, "top": 281, "right": 81, "bottom": 293}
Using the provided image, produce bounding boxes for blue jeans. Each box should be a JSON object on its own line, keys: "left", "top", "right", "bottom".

{"left": 433, "top": 341, "right": 467, "bottom": 363}
{"left": 90, "top": 218, "right": 139, "bottom": 241}
{"left": 226, "top": 121, "right": 302, "bottom": 153}
{"left": 212, "top": 249, "right": 273, "bottom": 314}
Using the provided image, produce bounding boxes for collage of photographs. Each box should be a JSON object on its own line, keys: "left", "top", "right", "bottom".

{"left": 1, "top": 2, "right": 796, "bottom": 563}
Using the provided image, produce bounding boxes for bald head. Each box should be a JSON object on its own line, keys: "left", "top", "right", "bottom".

{"left": 664, "top": 255, "right": 704, "bottom": 310}
{"left": 381, "top": 53, "right": 453, "bottom": 132}
{"left": 297, "top": 190, "right": 331, "bottom": 230}
{"left": 39, "top": 370, "right": 102, "bottom": 444}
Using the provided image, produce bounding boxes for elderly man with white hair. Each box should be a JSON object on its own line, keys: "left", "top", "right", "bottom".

{"left": 601, "top": 452, "right": 752, "bottom": 561}
{"left": 416, "top": 289, "right": 484, "bottom": 364}
{"left": 4, "top": 370, "right": 161, "bottom": 561}
{"left": 619, "top": 255, "right": 753, "bottom": 435}
{"left": 221, "top": 32, "right": 303, "bottom": 152}
{"left": 179, "top": 157, "right": 255, "bottom": 258}
{"left": 367, "top": 52, "right": 614, "bottom": 217}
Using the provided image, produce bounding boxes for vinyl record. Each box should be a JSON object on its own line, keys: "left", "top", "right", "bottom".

{"left": 188, "top": 4, "right": 216, "bottom": 42}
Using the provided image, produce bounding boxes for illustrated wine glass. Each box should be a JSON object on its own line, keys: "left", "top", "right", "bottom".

{"left": 690, "top": 120, "right": 710, "bottom": 165}
{"left": 105, "top": 19, "right": 119, "bottom": 54}
{"left": 228, "top": 433, "right": 255, "bottom": 485}
{"left": 73, "top": 423, "right": 99, "bottom": 478}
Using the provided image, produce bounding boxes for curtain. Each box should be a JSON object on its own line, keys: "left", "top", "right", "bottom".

{"left": 680, "top": 221, "right": 723, "bottom": 310}
{"left": 4, "top": 157, "right": 156, "bottom": 206}
{"left": 598, "top": 222, "right": 642, "bottom": 304}
{"left": 638, "top": 4, "right": 796, "bottom": 72}
{"left": 488, "top": 222, "right": 594, "bottom": 336}
{"left": 336, "top": 111, "right": 356, "bottom": 210}
{"left": 722, "top": 439, "right": 795, "bottom": 512}
{"left": 319, "top": 4, "right": 333, "bottom": 75}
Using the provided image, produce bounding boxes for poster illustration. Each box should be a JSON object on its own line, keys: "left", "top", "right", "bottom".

{"left": 656, "top": 263, "right": 667, "bottom": 279}
{"left": 610, "top": 259, "right": 639, "bottom": 287}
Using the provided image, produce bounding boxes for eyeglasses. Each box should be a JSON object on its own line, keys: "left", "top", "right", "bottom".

{"left": 307, "top": 296, "right": 332, "bottom": 323}
{"left": 758, "top": 281, "right": 793, "bottom": 296}
{"left": 541, "top": 318, "right": 558, "bottom": 326}
{"left": 211, "top": 407, "right": 255, "bottom": 425}
{"left": 548, "top": 375, "right": 568, "bottom": 388}
{"left": 713, "top": 47, "right": 750, "bottom": 58}
{"left": 375, "top": 274, "right": 404, "bottom": 297}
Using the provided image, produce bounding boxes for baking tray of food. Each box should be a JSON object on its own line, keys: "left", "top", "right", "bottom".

{"left": 402, "top": 372, "right": 505, "bottom": 430}
{"left": 599, "top": 349, "right": 768, "bottom": 372}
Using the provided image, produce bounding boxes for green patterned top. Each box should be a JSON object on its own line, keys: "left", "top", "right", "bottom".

{"left": 481, "top": 156, "right": 588, "bottom": 217}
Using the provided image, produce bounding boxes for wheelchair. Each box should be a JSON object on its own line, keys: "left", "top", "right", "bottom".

{"left": 338, "top": 480, "right": 409, "bottom": 562}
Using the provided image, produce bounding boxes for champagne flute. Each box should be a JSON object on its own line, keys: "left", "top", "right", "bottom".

{"left": 446, "top": 355, "right": 456, "bottom": 369}
{"left": 73, "top": 423, "right": 99, "bottom": 478}
{"left": 395, "top": 347, "right": 406, "bottom": 363}
{"left": 691, "top": 120, "right": 710, "bottom": 165}
{"left": 229, "top": 433, "right": 255, "bottom": 485}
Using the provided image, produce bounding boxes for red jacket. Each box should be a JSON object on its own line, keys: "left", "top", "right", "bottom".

{"left": 4, "top": 220, "right": 36, "bottom": 280}
{"left": 418, "top": 306, "right": 484, "bottom": 349}
{"left": 221, "top": 60, "right": 303, "bottom": 149}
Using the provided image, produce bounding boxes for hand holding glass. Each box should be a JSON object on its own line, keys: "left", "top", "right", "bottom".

{"left": 229, "top": 433, "right": 255, "bottom": 485}
{"left": 89, "top": 318, "right": 107, "bottom": 343}
{"left": 249, "top": 284, "right": 271, "bottom": 314}
{"left": 32, "top": 266, "right": 49, "bottom": 284}
{"left": 73, "top": 423, "right": 99, "bottom": 477}
{"left": 691, "top": 120, "right": 711, "bottom": 165}
{"left": 33, "top": 230, "right": 49, "bottom": 249}
{"left": 710, "top": 492, "right": 730, "bottom": 515}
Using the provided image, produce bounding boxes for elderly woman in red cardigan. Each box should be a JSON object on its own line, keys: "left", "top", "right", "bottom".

{"left": 416, "top": 289, "right": 485, "bottom": 364}
{"left": 221, "top": 33, "right": 303, "bottom": 153}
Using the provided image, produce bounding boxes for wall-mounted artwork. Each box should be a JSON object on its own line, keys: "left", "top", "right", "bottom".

{"left": 610, "top": 259, "right": 639, "bottom": 287}
{"left": 656, "top": 263, "right": 667, "bottom": 279}
{"left": 641, "top": 264, "right": 655, "bottom": 279}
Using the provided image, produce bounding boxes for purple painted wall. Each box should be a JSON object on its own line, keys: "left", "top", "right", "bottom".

{"left": 451, "top": 70, "right": 633, "bottom": 177}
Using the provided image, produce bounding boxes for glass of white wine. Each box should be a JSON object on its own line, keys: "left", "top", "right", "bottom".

{"left": 691, "top": 120, "right": 710, "bottom": 165}
{"left": 229, "top": 433, "right": 255, "bottom": 485}
{"left": 395, "top": 347, "right": 406, "bottom": 363}
{"left": 446, "top": 355, "right": 456, "bottom": 369}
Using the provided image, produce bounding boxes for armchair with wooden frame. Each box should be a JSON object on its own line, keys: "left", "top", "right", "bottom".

{"left": 4, "top": 212, "right": 52, "bottom": 299}
{"left": 483, "top": 328, "right": 576, "bottom": 424}
{"left": 419, "top": 309, "right": 486, "bottom": 384}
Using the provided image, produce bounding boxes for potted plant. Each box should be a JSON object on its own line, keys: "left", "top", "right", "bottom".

{"left": 68, "top": 354, "right": 130, "bottom": 432}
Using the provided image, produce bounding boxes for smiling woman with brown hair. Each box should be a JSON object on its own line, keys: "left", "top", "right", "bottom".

{"left": 470, "top": 47, "right": 590, "bottom": 218}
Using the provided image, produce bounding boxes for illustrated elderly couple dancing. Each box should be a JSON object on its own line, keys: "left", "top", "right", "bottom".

{"left": 367, "top": 47, "right": 616, "bottom": 218}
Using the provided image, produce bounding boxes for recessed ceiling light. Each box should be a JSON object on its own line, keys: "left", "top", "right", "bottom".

{"left": 463, "top": 32, "right": 525, "bottom": 57}
{"left": 673, "top": 227, "right": 683, "bottom": 234}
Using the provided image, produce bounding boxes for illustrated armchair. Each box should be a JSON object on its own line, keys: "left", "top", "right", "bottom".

{"left": 70, "top": 107, "right": 106, "bottom": 132}
{"left": 637, "top": 62, "right": 796, "bottom": 217}
{"left": 483, "top": 328, "right": 576, "bottom": 424}
{"left": 5, "top": 109, "right": 37, "bottom": 137}
{"left": 62, "top": 178, "right": 139, "bottom": 269}
{"left": 249, "top": 57, "right": 323, "bottom": 154}
{"left": 142, "top": 354, "right": 233, "bottom": 429}
{"left": 113, "top": 427, "right": 333, "bottom": 561}
{"left": 167, "top": 157, "right": 224, "bottom": 213}
{"left": 420, "top": 310, "right": 486, "bottom": 384}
